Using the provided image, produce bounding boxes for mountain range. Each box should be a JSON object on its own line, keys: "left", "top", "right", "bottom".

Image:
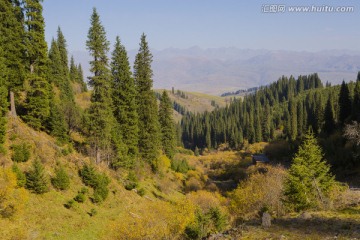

{"left": 73, "top": 47, "right": 360, "bottom": 95}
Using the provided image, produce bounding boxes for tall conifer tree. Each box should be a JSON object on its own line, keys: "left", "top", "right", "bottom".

{"left": 352, "top": 79, "right": 360, "bottom": 122}
{"left": 23, "top": 0, "right": 51, "bottom": 130}
{"left": 323, "top": 96, "right": 335, "bottom": 135}
{"left": 111, "top": 36, "right": 139, "bottom": 163}
{"left": 77, "top": 64, "right": 87, "bottom": 92}
{"left": 0, "top": 41, "right": 8, "bottom": 150}
{"left": 159, "top": 91, "right": 176, "bottom": 159}
{"left": 47, "top": 39, "right": 68, "bottom": 141}
{"left": 338, "top": 81, "right": 352, "bottom": 125}
{"left": 86, "top": 8, "right": 118, "bottom": 164}
{"left": 134, "top": 34, "right": 161, "bottom": 169}
{"left": 48, "top": 39, "right": 62, "bottom": 86}
{"left": 69, "top": 56, "right": 77, "bottom": 82}
{"left": 289, "top": 98, "right": 297, "bottom": 141}
{"left": 0, "top": 0, "right": 26, "bottom": 92}
{"left": 56, "top": 27, "right": 69, "bottom": 77}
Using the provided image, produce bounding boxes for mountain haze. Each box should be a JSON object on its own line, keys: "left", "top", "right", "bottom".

{"left": 73, "top": 47, "right": 360, "bottom": 95}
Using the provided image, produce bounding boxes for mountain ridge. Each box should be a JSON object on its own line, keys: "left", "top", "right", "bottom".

{"left": 73, "top": 47, "right": 360, "bottom": 95}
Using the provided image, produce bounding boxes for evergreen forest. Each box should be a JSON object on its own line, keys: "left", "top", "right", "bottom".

{"left": 0, "top": 1, "right": 359, "bottom": 239}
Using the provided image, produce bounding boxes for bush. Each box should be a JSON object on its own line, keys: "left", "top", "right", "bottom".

{"left": 79, "top": 164, "right": 110, "bottom": 203}
{"left": 171, "top": 158, "right": 193, "bottom": 173}
{"left": 64, "top": 199, "right": 75, "bottom": 209}
{"left": 124, "top": 171, "right": 138, "bottom": 190}
{"left": 79, "top": 164, "right": 98, "bottom": 188}
{"left": 0, "top": 168, "right": 29, "bottom": 218}
{"left": 230, "top": 165, "right": 286, "bottom": 220}
{"left": 208, "top": 207, "right": 227, "bottom": 232}
{"left": 106, "top": 199, "right": 195, "bottom": 239}
{"left": 194, "top": 147, "right": 200, "bottom": 156}
{"left": 74, "top": 192, "right": 86, "bottom": 203}
{"left": 74, "top": 187, "right": 88, "bottom": 203}
{"left": 12, "top": 163, "right": 26, "bottom": 188}
{"left": 88, "top": 208, "right": 97, "bottom": 217}
{"left": 11, "top": 143, "right": 31, "bottom": 162}
{"left": 137, "top": 188, "right": 146, "bottom": 197}
{"left": 184, "top": 208, "right": 227, "bottom": 240}
{"left": 25, "top": 159, "right": 49, "bottom": 194}
{"left": 185, "top": 177, "right": 202, "bottom": 192}
{"left": 185, "top": 190, "right": 228, "bottom": 237}
{"left": 176, "top": 147, "right": 194, "bottom": 156}
{"left": 92, "top": 179, "right": 109, "bottom": 203}
{"left": 51, "top": 165, "right": 70, "bottom": 190}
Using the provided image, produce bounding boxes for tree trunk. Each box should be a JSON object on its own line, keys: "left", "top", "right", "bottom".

{"left": 10, "top": 91, "right": 16, "bottom": 117}
{"left": 96, "top": 147, "right": 101, "bottom": 164}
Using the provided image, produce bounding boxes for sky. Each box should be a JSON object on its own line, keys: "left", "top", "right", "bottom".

{"left": 43, "top": 0, "right": 360, "bottom": 53}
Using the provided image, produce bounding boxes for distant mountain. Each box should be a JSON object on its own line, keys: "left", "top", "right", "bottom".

{"left": 73, "top": 47, "right": 360, "bottom": 95}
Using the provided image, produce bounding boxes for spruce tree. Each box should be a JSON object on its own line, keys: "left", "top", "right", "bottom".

{"left": 48, "top": 39, "right": 62, "bottom": 86}
{"left": 111, "top": 36, "right": 139, "bottom": 162}
{"left": 51, "top": 164, "right": 70, "bottom": 190}
{"left": 134, "top": 34, "right": 161, "bottom": 169}
{"left": 0, "top": 0, "right": 26, "bottom": 92}
{"left": 77, "top": 64, "right": 87, "bottom": 92}
{"left": 23, "top": 76, "right": 51, "bottom": 130}
{"left": 86, "top": 8, "right": 118, "bottom": 164}
{"left": 48, "top": 32, "right": 75, "bottom": 140}
{"left": 24, "top": 0, "right": 48, "bottom": 77}
{"left": 56, "top": 27, "right": 69, "bottom": 77}
{"left": 352, "top": 80, "right": 360, "bottom": 122}
{"left": 69, "top": 56, "right": 77, "bottom": 82}
{"left": 289, "top": 98, "right": 297, "bottom": 141}
{"left": 55, "top": 29, "right": 74, "bottom": 102}
{"left": 159, "top": 91, "right": 176, "bottom": 159}
{"left": 284, "top": 131, "right": 334, "bottom": 211}
{"left": 0, "top": 41, "right": 8, "bottom": 151}
{"left": 48, "top": 100, "right": 68, "bottom": 142}
{"left": 23, "top": 0, "right": 51, "bottom": 130}
{"left": 323, "top": 96, "right": 335, "bottom": 135}
{"left": 338, "top": 81, "right": 352, "bottom": 125}
{"left": 26, "top": 159, "right": 49, "bottom": 194}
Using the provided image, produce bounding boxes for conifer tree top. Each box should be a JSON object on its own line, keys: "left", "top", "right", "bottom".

{"left": 86, "top": 8, "right": 109, "bottom": 62}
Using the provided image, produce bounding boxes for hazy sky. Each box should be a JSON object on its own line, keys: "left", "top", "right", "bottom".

{"left": 43, "top": 0, "right": 360, "bottom": 52}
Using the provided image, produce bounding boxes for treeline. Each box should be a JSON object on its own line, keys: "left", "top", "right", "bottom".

{"left": 181, "top": 73, "right": 360, "bottom": 168}
{"left": 0, "top": 2, "right": 177, "bottom": 171}
{"left": 220, "top": 86, "right": 259, "bottom": 97}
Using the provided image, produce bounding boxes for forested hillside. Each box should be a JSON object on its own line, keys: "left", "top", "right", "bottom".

{"left": 0, "top": 1, "right": 359, "bottom": 239}
{"left": 181, "top": 73, "right": 360, "bottom": 178}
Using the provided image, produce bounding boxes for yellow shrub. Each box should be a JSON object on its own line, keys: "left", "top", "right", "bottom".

{"left": 247, "top": 142, "right": 268, "bottom": 154}
{"left": 186, "top": 190, "right": 226, "bottom": 213}
{"left": 230, "top": 165, "right": 286, "bottom": 219}
{"left": 158, "top": 154, "right": 171, "bottom": 173}
{"left": 174, "top": 172, "right": 185, "bottom": 182}
{"left": 106, "top": 199, "right": 195, "bottom": 239}
{"left": 0, "top": 168, "right": 29, "bottom": 218}
{"left": 185, "top": 177, "right": 203, "bottom": 192}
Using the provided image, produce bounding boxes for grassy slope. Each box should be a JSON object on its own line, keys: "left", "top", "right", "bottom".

{"left": 155, "top": 89, "right": 229, "bottom": 113}
{"left": 0, "top": 116, "right": 186, "bottom": 240}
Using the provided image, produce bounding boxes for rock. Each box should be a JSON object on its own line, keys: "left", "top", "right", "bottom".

{"left": 300, "top": 212, "right": 312, "bottom": 220}
{"left": 262, "top": 212, "right": 272, "bottom": 227}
